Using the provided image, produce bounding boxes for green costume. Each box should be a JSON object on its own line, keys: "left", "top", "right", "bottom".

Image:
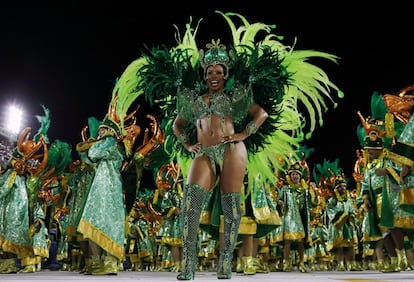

{"left": 112, "top": 11, "right": 344, "bottom": 280}
{"left": 77, "top": 135, "right": 125, "bottom": 260}
{"left": 0, "top": 168, "right": 32, "bottom": 273}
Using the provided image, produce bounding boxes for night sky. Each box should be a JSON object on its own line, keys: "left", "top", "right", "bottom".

{"left": 1, "top": 2, "right": 413, "bottom": 183}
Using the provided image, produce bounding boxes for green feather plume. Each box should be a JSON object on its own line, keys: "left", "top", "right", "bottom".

{"left": 33, "top": 104, "right": 51, "bottom": 144}
{"left": 46, "top": 139, "right": 72, "bottom": 175}
{"left": 111, "top": 57, "right": 147, "bottom": 135}
{"left": 216, "top": 11, "right": 344, "bottom": 195}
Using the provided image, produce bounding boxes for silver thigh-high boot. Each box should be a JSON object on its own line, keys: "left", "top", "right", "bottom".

{"left": 177, "top": 184, "right": 207, "bottom": 280}
{"left": 217, "top": 193, "right": 241, "bottom": 279}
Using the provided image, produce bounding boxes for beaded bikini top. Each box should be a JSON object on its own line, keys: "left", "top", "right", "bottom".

{"left": 177, "top": 84, "right": 253, "bottom": 127}
{"left": 193, "top": 92, "right": 232, "bottom": 119}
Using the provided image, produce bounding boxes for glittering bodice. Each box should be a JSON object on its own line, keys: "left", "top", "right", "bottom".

{"left": 193, "top": 92, "right": 232, "bottom": 120}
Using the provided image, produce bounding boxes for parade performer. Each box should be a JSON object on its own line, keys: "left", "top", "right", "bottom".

{"left": 114, "top": 11, "right": 344, "bottom": 279}
{"left": 76, "top": 63, "right": 144, "bottom": 275}
{"left": 357, "top": 91, "right": 412, "bottom": 272}
{"left": 274, "top": 153, "right": 316, "bottom": 272}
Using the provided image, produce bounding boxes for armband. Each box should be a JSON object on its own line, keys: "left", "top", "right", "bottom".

{"left": 245, "top": 121, "right": 258, "bottom": 136}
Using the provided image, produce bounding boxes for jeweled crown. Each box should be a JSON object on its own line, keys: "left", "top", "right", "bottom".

{"left": 199, "top": 39, "right": 232, "bottom": 79}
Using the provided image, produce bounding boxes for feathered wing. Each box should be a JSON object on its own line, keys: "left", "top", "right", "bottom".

{"left": 217, "top": 11, "right": 344, "bottom": 195}
{"left": 135, "top": 19, "right": 204, "bottom": 177}
{"left": 283, "top": 50, "right": 344, "bottom": 137}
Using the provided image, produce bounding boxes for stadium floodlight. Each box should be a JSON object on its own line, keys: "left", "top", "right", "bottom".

{"left": 0, "top": 103, "right": 24, "bottom": 145}
{"left": 6, "top": 104, "right": 23, "bottom": 135}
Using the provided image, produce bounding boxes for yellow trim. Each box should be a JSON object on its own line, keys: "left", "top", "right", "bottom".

{"left": 259, "top": 246, "right": 269, "bottom": 253}
{"left": 394, "top": 216, "right": 414, "bottom": 229}
{"left": 166, "top": 207, "right": 176, "bottom": 218}
{"left": 135, "top": 225, "right": 144, "bottom": 241}
{"left": 400, "top": 188, "right": 414, "bottom": 206}
{"left": 256, "top": 237, "right": 267, "bottom": 245}
{"left": 1, "top": 238, "right": 33, "bottom": 258}
{"left": 161, "top": 237, "right": 182, "bottom": 246}
{"left": 126, "top": 253, "right": 140, "bottom": 263}
{"left": 7, "top": 171, "right": 17, "bottom": 188}
{"left": 33, "top": 244, "right": 49, "bottom": 258}
{"left": 254, "top": 208, "right": 282, "bottom": 225}
{"left": 127, "top": 239, "right": 136, "bottom": 254}
{"left": 153, "top": 189, "right": 159, "bottom": 204}
{"left": 388, "top": 151, "right": 414, "bottom": 171}
{"left": 78, "top": 219, "right": 124, "bottom": 260}
{"left": 200, "top": 210, "right": 211, "bottom": 225}
{"left": 386, "top": 167, "right": 401, "bottom": 184}
{"left": 219, "top": 216, "right": 257, "bottom": 234}
{"left": 283, "top": 231, "right": 305, "bottom": 241}
{"left": 20, "top": 256, "right": 38, "bottom": 266}
{"left": 125, "top": 215, "right": 131, "bottom": 235}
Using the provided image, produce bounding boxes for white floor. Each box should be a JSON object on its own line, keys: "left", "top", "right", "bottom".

{"left": 1, "top": 270, "right": 413, "bottom": 282}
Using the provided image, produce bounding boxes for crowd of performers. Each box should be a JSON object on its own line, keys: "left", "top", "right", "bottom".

{"left": 2, "top": 11, "right": 414, "bottom": 278}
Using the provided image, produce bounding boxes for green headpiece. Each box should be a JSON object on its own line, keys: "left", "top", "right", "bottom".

{"left": 287, "top": 161, "right": 305, "bottom": 177}
{"left": 312, "top": 158, "right": 346, "bottom": 190}
{"left": 88, "top": 116, "right": 100, "bottom": 139}
{"left": 357, "top": 91, "right": 395, "bottom": 149}
{"left": 363, "top": 131, "right": 383, "bottom": 149}
{"left": 199, "top": 39, "right": 232, "bottom": 79}
{"left": 99, "top": 115, "right": 122, "bottom": 138}
{"left": 333, "top": 170, "right": 347, "bottom": 188}
{"left": 278, "top": 145, "right": 314, "bottom": 184}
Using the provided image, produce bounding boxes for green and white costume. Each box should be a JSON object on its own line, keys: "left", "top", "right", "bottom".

{"left": 77, "top": 136, "right": 126, "bottom": 260}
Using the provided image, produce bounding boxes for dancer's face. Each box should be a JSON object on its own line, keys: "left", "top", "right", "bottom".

{"left": 205, "top": 64, "right": 226, "bottom": 93}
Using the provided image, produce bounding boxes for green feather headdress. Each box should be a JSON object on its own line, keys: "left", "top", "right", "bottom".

{"left": 104, "top": 57, "right": 148, "bottom": 137}
{"left": 356, "top": 91, "right": 396, "bottom": 150}
{"left": 312, "top": 158, "right": 345, "bottom": 191}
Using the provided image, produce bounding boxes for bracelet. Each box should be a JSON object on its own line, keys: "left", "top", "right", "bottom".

{"left": 178, "top": 133, "right": 189, "bottom": 144}
{"left": 245, "top": 121, "right": 258, "bottom": 135}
